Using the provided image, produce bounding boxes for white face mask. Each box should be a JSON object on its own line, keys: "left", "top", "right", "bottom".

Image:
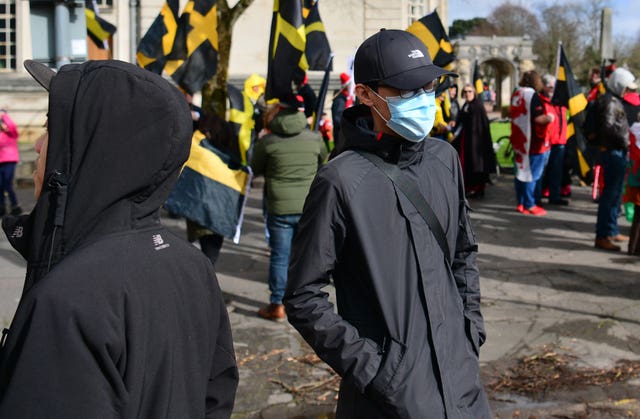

{"left": 370, "top": 87, "right": 437, "bottom": 142}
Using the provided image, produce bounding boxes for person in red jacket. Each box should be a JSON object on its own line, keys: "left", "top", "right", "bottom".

{"left": 0, "top": 109, "right": 21, "bottom": 216}
{"left": 540, "top": 74, "right": 569, "bottom": 205}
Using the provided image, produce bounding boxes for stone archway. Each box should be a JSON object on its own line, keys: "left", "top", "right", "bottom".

{"left": 453, "top": 35, "right": 537, "bottom": 115}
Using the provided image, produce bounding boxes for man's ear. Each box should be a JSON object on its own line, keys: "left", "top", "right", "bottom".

{"left": 355, "top": 84, "right": 375, "bottom": 106}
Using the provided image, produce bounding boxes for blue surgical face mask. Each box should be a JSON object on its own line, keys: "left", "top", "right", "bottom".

{"left": 370, "top": 87, "right": 437, "bottom": 142}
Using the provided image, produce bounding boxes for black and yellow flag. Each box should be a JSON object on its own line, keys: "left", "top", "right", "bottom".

{"left": 406, "top": 9, "right": 455, "bottom": 69}
{"left": 136, "top": 0, "right": 180, "bottom": 74}
{"left": 85, "top": 0, "right": 116, "bottom": 49}
{"left": 552, "top": 44, "right": 588, "bottom": 116}
{"left": 473, "top": 60, "right": 483, "bottom": 94}
{"left": 227, "top": 83, "right": 255, "bottom": 165}
{"left": 552, "top": 43, "right": 591, "bottom": 178}
{"left": 266, "top": 0, "right": 308, "bottom": 100}
{"left": 164, "top": 0, "right": 218, "bottom": 94}
{"left": 164, "top": 131, "right": 252, "bottom": 243}
{"left": 303, "top": 0, "right": 331, "bottom": 71}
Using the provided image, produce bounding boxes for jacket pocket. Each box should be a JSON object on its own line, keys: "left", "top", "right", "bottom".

{"left": 464, "top": 315, "right": 480, "bottom": 357}
{"left": 367, "top": 338, "right": 407, "bottom": 398}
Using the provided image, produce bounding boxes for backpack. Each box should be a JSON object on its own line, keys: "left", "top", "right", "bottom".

{"left": 582, "top": 93, "right": 629, "bottom": 149}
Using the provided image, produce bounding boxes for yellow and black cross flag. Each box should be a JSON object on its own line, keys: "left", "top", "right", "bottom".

{"left": 303, "top": 0, "right": 331, "bottom": 71}
{"left": 136, "top": 0, "right": 180, "bottom": 74}
{"left": 85, "top": 0, "right": 116, "bottom": 50}
{"left": 164, "top": 0, "right": 218, "bottom": 94}
{"left": 227, "top": 83, "right": 255, "bottom": 165}
{"left": 266, "top": 0, "right": 308, "bottom": 101}
{"left": 551, "top": 43, "right": 591, "bottom": 179}
{"left": 406, "top": 9, "right": 455, "bottom": 69}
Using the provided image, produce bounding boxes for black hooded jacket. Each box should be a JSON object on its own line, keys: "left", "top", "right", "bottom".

{"left": 0, "top": 61, "right": 238, "bottom": 418}
{"left": 284, "top": 105, "right": 491, "bottom": 418}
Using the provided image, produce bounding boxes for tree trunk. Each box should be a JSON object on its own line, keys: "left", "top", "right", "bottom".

{"left": 201, "top": 0, "right": 256, "bottom": 118}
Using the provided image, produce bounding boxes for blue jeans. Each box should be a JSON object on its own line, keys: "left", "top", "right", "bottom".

{"left": 547, "top": 145, "right": 566, "bottom": 201}
{"left": 515, "top": 151, "right": 550, "bottom": 208}
{"left": 0, "top": 162, "right": 18, "bottom": 210}
{"left": 596, "top": 149, "right": 627, "bottom": 239}
{"left": 267, "top": 214, "right": 301, "bottom": 304}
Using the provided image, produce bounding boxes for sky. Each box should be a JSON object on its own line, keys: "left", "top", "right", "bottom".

{"left": 447, "top": 0, "right": 639, "bottom": 40}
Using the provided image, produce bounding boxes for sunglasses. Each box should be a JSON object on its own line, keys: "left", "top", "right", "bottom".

{"left": 463, "top": 90, "right": 475, "bottom": 93}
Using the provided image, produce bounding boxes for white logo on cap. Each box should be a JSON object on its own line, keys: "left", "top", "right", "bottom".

{"left": 408, "top": 50, "right": 424, "bottom": 59}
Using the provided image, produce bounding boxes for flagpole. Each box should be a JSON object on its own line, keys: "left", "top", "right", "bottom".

{"left": 555, "top": 41, "right": 562, "bottom": 81}
{"left": 312, "top": 53, "right": 334, "bottom": 131}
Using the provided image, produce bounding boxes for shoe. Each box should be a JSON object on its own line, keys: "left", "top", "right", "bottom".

{"left": 609, "top": 234, "right": 629, "bottom": 242}
{"left": 548, "top": 199, "right": 569, "bottom": 206}
{"left": 527, "top": 205, "right": 547, "bottom": 216}
{"left": 257, "top": 303, "right": 286, "bottom": 321}
{"left": 542, "top": 187, "right": 550, "bottom": 198}
{"left": 595, "top": 238, "right": 621, "bottom": 251}
{"left": 516, "top": 204, "right": 527, "bottom": 213}
{"left": 561, "top": 185, "right": 572, "bottom": 197}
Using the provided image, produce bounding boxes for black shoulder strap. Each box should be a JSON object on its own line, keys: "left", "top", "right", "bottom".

{"left": 357, "top": 150, "right": 451, "bottom": 265}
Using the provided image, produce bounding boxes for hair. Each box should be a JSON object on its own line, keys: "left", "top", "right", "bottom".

{"left": 590, "top": 67, "right": 601, "bottom": 77}
{"left": 519, "top": 70, "right": 544, "bottom": 92}
{"left": 542, "top": 74, "right": 556, "bottom": 87}
{"left": 462, "top": 83, "right": 476, "bottom": 98}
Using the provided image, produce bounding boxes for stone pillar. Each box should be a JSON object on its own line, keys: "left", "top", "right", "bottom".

{"left": 16, "top": 0, "right": 32, "bottom": 72}
{"left": 600, "top": 7, "right": 613, "bottom": 60}
{"left": 54, "top": 2, "right": 71, "bottom": 67}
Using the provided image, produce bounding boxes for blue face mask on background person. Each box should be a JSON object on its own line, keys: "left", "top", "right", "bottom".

{"left": 370, "top": 87, "right": 437, "bottom": 142}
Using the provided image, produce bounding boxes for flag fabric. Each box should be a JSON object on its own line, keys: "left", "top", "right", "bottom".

{"left": 552, "top": 44, "right": 588, "bottom": 117}
{"left": 302, "top": 0, "right": 331, "bottom": 71}
{"left": 510, "top": 87, "right": 535, "bottom": 182}
{"left": 85, "top": 0, "right": 116, "bottom": 49}
{"left": 136, "top": 0, "right": 180, "bottom": 74}
{"left": 406, "top": 9, "right": 455, "bottom": 69}
{"left": 472, "top": 60, "right": 483, "bottom": 95}
{"left": 164, "top": 131, "right": 252, "bottom": 243}
{"left": 227, "top": 83, "right": 255, "bottom": 165}
{"left": 551, "top": 43, "right": 591, "bottom": 179}
{"left": 266, "top": 0, "right": 307, "bottom": 100}
{"left": 164, "top": 0, "right": 219, "bottom": 94}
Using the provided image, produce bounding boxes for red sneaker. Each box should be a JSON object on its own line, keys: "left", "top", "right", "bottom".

{"left": 516, "top": 204, "right": 527, "bottom": 213}
{"left": 527, "top": 205, "right": 547, "bottom": 216}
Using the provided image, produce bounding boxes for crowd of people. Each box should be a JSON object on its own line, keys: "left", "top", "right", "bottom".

{"left": 505, "top": 64, "right": 640, "bottom": 254}
{"left": 0, "top": 26, "right": 638, "bottom": 419}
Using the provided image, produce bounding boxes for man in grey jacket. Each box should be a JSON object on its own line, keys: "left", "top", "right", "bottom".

{"left": 284, "top": 29, "right": 492, "bottom": 418}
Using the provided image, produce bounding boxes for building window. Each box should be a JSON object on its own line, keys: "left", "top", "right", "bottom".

{"left": 93, "top": 0, "right": 113, "bottom": 8}
{"left": 407, "top": 0, "right": 426, "bottom": 25}
{"left": 0, "top": 0, "right": 15, "bottom": 70}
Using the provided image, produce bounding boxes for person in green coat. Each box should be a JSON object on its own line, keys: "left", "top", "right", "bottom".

{"left": 251, "top": 93, "right": 327, "bottom": 320}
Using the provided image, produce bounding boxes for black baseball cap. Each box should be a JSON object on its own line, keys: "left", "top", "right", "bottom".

{"left": 354, "top": 29, "right": 457, "bottom": 90}
{"left": 24, "top": 60, "right": 56, "bottom": 91}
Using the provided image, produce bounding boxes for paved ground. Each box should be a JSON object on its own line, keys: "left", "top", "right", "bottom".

{"left": 1, "top": 169, "right": 640, "bottom": 418}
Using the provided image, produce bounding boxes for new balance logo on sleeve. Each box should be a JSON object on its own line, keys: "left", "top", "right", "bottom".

{"left": 152, "top": 234, "right": 170, "bottom": 251}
